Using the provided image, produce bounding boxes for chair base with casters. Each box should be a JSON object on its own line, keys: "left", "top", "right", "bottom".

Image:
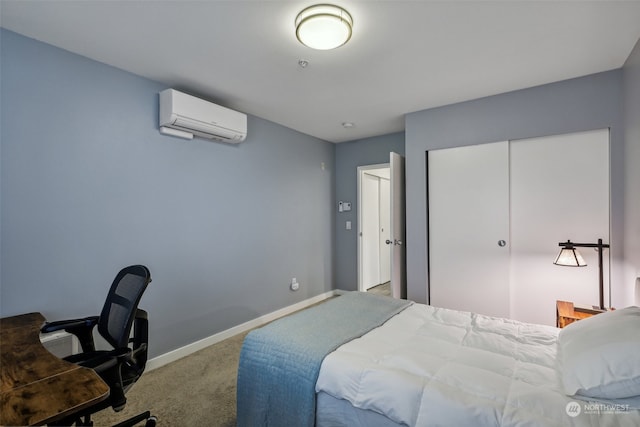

{"left": 62, "top": 411, "right": 157, "bottom": 427}
{"left": 41, "top": 265, "right": 156, "bottom": 427}
{"left": 113, "top": 411, "right": 157, "bottom": 427}
{"left": 63, "top": 410, "right": 157, "bottom": 427}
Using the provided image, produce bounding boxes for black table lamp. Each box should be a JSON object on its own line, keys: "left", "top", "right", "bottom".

{"left": 553, "top": 238, "right": 610, "bottom": 310}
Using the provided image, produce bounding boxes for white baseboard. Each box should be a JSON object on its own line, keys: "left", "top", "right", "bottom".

{"left": 145, "top": 289, "right": 342, "bottom": 371}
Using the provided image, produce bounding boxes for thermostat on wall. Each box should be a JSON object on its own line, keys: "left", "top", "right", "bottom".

{"left": 338, "top": 201, "right": 352, "bottom": 212}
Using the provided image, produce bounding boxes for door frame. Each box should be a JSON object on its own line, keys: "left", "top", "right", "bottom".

{"left": 357, "top": 163, "right": 390, "bottom": 292}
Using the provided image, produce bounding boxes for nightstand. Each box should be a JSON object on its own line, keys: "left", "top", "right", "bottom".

{"left": 556, "top": 300, "right": 606, "bottom": 328}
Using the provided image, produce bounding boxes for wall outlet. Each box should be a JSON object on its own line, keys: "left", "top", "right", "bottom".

{"left": 290, "top": 278, "right": 299, "bottom": 291}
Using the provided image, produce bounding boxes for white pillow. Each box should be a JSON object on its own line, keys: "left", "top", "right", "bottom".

{"left": 558, "top": 306, "right": 640, "bottom": 402}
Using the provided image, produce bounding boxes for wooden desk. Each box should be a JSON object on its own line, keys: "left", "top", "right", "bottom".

{"left": 0, "top": 313, "right": 109, "bottom": 426}
{"left": 556, "top": 300, "right": 606, "bottom": 328}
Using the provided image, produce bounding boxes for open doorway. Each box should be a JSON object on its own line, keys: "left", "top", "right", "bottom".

{"left": 357, "top": 164, "right": 391, "bottom": 293}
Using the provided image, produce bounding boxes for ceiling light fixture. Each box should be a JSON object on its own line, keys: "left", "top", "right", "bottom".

{"left": 295, "top": 4, "right": 353, "bottom": 50}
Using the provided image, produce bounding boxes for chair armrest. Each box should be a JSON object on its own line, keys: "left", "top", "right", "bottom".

{"left": 129, "top": 309, "right": 149, "bottom": 373}
{"left": 41, "top": 316, "right": 99, "bottom": 352}
{"left": 112, "top": 347, "right": 132, "bottom": 360}
{"left": 89, "top": 347, "right": 131, "bottom": 373}
{"left": 41, "top": 316, "right": 98, "bottom": 333}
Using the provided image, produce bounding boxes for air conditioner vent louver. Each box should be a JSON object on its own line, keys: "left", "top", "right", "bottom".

{"left": 170, "top": 116, "right": 241, "bottom": 141}
{"left": 159, "top": 89, "right": 247, "bottom": 143}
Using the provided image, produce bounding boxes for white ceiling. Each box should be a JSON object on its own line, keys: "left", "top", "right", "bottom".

{"left": 2, "top": 1, "right": 639, "bottom": 143}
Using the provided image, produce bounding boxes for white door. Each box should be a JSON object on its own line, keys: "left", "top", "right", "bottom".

{"left": 358, "top": 164, "right": 392, "bottom": 292}
{"left": 361, "top": 172, "right": 381, "bottom": 290}
{"left": 509, "top": 129, "right": 609, "bottom": 325}
{"left": 428, "top": 130, "right": 609, "bottom": 325}
{"left": 428, "top": 142, "right": 511, "bottom": 317}
{"left": 379, "top": 178, "right": 391, "bottom": 283}
{"left": 390, "top": 152, "right": 406, "bottom": 299}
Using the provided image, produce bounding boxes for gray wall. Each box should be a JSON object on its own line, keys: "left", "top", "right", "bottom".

{"left": 405, "top": 70, "right": 627, "bottom": 306}
{"left": 623, "top": 38, "right": 640, "bottom": 299}
{"left": 334, "top": 132, "right": 405, "bottom": 290}
{"left": 0, "top": 30, "right": 335, "bottom": 358}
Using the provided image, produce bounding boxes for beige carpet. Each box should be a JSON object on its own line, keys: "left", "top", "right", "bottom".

{"left": 92, "top": 331, "right": 248, "bottom": 427}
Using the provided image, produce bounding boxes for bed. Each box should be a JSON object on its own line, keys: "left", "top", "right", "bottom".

{"left": 237, "top": 291, "right": 640, "bottom": 427}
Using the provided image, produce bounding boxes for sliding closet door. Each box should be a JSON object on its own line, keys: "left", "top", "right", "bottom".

{"left": 428, "top": 129, "right": 609, "bottom": 325}
{"left": 509, "top": 129, "right": 609, "bottom": 325}
{"left": 428, "top": 141, "right": 510, "bottom": 318}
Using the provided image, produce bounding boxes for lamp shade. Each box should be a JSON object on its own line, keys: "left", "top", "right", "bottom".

{"left": 553, "top": 238, "right": 609, "bottom": 310}
{"left": 295, "top": 4, "right": 353, "bottom": 50}
{"left": 554, "top": 246, "right": 587, "bottom": 267}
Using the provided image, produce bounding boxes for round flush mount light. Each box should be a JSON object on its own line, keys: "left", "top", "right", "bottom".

{"left": 295, "top": 4, "right": 353, "bottom": 50}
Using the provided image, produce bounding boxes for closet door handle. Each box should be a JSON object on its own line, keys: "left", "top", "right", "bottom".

{"left": 498, "top": 240, "right": 507, "bottom": 247}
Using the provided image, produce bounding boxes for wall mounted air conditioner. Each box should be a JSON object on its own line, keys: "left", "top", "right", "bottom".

{"left": 159, "top": 89, "right": 247, "bottom": 143}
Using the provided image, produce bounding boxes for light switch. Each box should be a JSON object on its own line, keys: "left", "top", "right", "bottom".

{"left": 346, "top": 221, "right": 352, "bottom": 230}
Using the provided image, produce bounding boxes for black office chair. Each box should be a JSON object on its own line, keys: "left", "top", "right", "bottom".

{"left": 41, "top": 265, "right": 156, "bottom": 427}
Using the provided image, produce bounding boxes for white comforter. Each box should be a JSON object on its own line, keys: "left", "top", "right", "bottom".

{"left": 316, "top": 304, "right": 640, "bottom": 427}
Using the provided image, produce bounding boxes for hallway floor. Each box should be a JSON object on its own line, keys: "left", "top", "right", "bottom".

{"left": 366, "top": 282, "right": 391, "bottom": 296}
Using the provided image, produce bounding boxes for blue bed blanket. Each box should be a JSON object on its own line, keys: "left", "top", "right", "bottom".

{"left": 236, "top": 291, "right": 412, "bottom": 427}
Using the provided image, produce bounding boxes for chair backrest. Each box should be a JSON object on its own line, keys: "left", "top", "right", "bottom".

{"left": 98, "top": 265, "right": 151, "bottom": 349}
